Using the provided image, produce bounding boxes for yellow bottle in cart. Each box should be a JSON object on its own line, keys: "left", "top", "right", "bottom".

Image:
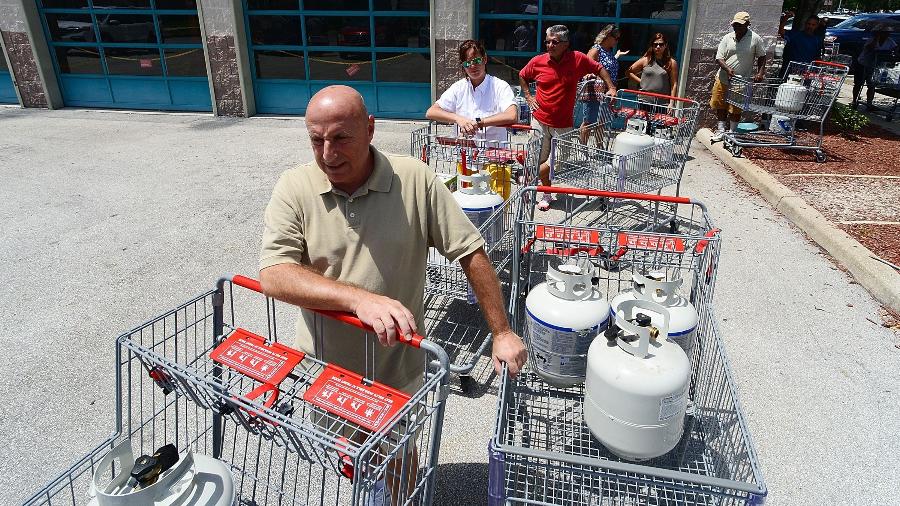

{"left": 484, "top": 162, "right": 511, "bottom": 200}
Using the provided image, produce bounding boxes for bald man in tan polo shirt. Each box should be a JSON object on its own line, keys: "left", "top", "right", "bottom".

{"left": 259, "top": 86, "right": 527, "bottom": 396}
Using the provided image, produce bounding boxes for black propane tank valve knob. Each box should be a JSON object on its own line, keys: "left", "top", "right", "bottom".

{"left": 604, "top": 324, "right": 619, "bottom": 342}
{"left": 635, "top": 313, "right": 652, "bottom": 327}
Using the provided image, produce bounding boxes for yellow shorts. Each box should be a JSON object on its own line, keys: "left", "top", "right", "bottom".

{"left": 709, "top": 78, "right": 743, "bottom": 116}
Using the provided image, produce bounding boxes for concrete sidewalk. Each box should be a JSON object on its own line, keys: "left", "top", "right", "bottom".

{"left": 1, "top": 107, "right": 897, "bottom": 505}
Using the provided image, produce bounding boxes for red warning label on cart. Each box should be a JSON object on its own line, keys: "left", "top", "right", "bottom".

{"left": 304, "top": 364, "right": 411, "bottom": 432}
{"left": 536, "top": 225, "right": 600, "bottom": 245}
{"left": 483, "top": 147, "right": 526, "bottom": 163}
{"left": 210, "top": 328, "right": 304, "bottom": 385}
{"left": 617, "top": 232, "right": 685, "bottom": 253}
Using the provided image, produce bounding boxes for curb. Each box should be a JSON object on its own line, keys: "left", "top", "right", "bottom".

{"left": 696, "top": 128, "right": 900, "bottom": 314}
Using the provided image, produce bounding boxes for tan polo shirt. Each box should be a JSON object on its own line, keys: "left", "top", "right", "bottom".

{"left": 259, "top": 146, "right": 485, "bottom": 391}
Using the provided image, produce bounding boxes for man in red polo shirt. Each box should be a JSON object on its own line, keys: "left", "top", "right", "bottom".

{"left": 519, "top": 24, "right": 616, "bottom": 210}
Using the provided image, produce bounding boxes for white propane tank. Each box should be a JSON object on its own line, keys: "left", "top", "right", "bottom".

{"left": 88, "top": 440, "right": 235, "bottom": 506}
{"left": 609, "top": 272, "right": 698, "bottom": 359}
{"left": 769, "top": 113, "right": 796, "bottom": 134}
{"left": 612, "top": 118, "right": 655, "bottom": 176}
{"left": 584, "top": 299, "right": 690, "bottom": 460}
{"left": 453, "top": 171, "right": 505, "bottom": 303}
{"left": 525, "top": 255, "right": 610, "bottom": 388}
{"left": 775, "top": 75, "right": 808, "bottom": 113}
{"left": 774, "top": 39, "right": 785, "bottom": 59}
{"left": 651, "top": 126, "right": 676, "bottom": 167}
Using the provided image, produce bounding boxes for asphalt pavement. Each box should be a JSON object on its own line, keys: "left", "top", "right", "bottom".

{"left": 1, "top": 106, "right": 897, "bottom": 505}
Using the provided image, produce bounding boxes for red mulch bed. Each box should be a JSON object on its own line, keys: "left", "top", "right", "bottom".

{"left": 745, "top": 122, "right": 900, "bottom": 176}
{"left": 838, "top": 224, "right": 900, "bottom": 267}
{"left": 742, "top": 122, "right": 900, "bottom": 268}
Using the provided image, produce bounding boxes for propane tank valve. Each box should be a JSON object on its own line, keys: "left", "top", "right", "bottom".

{"left": 128, "top": 444, "right": 179, "bottom": 489}
{"left": 634, "top": 313, "right": 659, "bottom": 340}
{"left": 604, "top": 324, "right": 619, "bottom": 342}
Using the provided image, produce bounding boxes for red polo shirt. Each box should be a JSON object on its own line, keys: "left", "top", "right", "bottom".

{"left": 520, "top": 50, "right": 603, "bottom": 128}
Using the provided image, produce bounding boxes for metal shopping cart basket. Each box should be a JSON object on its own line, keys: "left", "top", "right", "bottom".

{"left": 411, "top": 121, "right": 542, "bottom": 192}
{"left": 489, "top": 187, "right": 767, "bottom": 505}
{"left": 722, "top": 60, "right": 849, "bottom": 162}
{"left": 552, "top": 90, "right": 700, "bottom": 197}
{"left": 410, "top": 122, "right": 541, "bottom": 386}
{"left": 25, "top": 274, "right": 451, "bottom": 506}
{"left": 859, "top": 51, "right": 900, "bottom": 121}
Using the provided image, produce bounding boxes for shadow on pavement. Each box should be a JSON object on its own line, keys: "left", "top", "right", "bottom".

{"left": 433, "top": 462, "right": 489, "bottom": 506}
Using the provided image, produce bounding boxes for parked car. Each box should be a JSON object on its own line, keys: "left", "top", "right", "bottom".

{"left": 825, "top": 13, "right": 900, "bottom": 59}
{"left": 783, "top": 13, "right": 850, "bottom": 31}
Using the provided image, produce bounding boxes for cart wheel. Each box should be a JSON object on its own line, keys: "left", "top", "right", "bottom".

{"left": 731, "top": 146, "right": 743, "bottom": 158}
{"left": 815, "top": 151, "right": 826, "bottom": 163}
{"left": 459, "top": 375, "right": 475, "bottom": 395}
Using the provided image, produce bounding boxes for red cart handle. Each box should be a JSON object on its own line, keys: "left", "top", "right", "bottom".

{"left": 619, "top": 89, "right": 697, "bottom": 104}
{"left": 812, "top": 60, "right": 849, "bottom": 69}
{"left": 229, "top": 274, "right": 423, "bottom": 348}
{"left": 535, "top": 186, "right": 693, "bottom": 205}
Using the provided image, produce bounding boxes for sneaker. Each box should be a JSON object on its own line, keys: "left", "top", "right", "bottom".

{"left": 365, "top": 479, "right": 391, "bottom": 506}
{"left": 710, "top": 127, "right": 726, "bottom": 143}
{"left": 537, "top": 193, "right": 556, "bottom": 211}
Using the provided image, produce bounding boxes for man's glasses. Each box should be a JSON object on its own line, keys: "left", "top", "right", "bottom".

{"left": 461, "top": 56, "right": 484, "bottom": 68}
{"left": 545, "top": 39, "right": 564, "bottom": 46}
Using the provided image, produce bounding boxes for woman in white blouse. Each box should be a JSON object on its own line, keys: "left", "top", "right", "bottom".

{"left": 426, "top": 39, "right": 518, "bottom": 142}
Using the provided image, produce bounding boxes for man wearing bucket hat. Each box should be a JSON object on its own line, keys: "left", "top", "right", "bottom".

{"left": 710, "top": 12, "right": 767, "bottom": 142}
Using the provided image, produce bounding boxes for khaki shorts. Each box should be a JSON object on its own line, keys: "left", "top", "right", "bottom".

{"left": 531, "top": 117, "right": 571, "bottom": 165}
{"left": 709, "top": 78, "right": 743, "bottom": 116}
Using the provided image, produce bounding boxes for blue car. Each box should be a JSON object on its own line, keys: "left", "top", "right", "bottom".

{"left": 825, "top": 13, "right": 900, "bottom": 61}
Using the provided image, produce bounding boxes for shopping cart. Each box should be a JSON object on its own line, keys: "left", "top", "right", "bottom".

{"left": 410, "top": 122, "right": 541, "bottom": 389}
{"left": 489, "top": 187, "right": 767, "bottom": 505}
{"left": 411, "top": 121, "right": 542, "bottom": 192}
{"left": 552, "top": 90, "right": 700, "bottom": 196}
{"left": 858, "top": 51, "right": 900, "bottom": 121}
{"left": 722, "top": 60, "right": 849, "bottom": 162}
{"left": 25, "top": 274, "right": 451, "bottom": 506}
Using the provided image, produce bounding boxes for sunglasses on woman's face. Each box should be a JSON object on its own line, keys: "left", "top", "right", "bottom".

{"left": 653, "top": 42, "right": 666, "bottom": 47}
{"left": 462, "top": 56, "right": 484, "bottom": 68}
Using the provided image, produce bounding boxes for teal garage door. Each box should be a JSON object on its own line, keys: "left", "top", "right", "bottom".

{"left": 244, "top": 0, "right": 430, "bottom": 118}
{"left": 0, "top": 54, "right": 16, "bottom": 103}
{"left": 37, "top": 0, "right": 211, "bottom": 111}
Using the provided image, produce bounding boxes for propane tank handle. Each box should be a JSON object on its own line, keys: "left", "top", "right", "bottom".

{"left": 546, "top": 254, "right": 595, "bottom": 301}
{"left": 89, "top": 439, "right": 136, "bottom": 500}
{"left": 614, "top": 299, "right": 671, "bottom": 359}
{"left": 632, "top": 272, "right": 682, "bottom": 306}
{"left": 91, "top": 439, "right": 197, "bottom": 505}
{"left": 457, "top": 171, "right": 494, "bottom": 195}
